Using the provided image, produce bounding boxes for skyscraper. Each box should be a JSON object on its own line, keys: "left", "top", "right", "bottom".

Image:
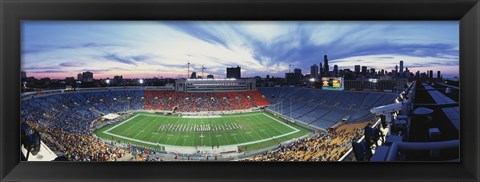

{"left": 319, "top": 63, "right": 323, "bottom": 76}
{"left": 310, "top": 64, "right": 319, "bottom": 79}
{"left": 361, "top": 66, "right": 367, "bottom": 75}
{"left": 354, "top": 65, "right": 361, "bottom": 74}
{"left": 399, "top": 60, "right": 404, "bottom": 77}
{"left": 323, "top": 55, "right": 329, "bottom": 76}
{"left": 226, "top": 65, "right": 241, "bottom": 79}
{"left": 429, "top": 70, "right": 433, "bottom": 78}
{"left": 437, "top": 71, "right": 441, "bottom": 78}
{"left": 333, "top": 65, "right": 338, "bottom": 77}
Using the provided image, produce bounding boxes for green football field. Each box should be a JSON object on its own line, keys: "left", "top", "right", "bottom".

{"left": 95, "top": 112, "right": 312, "bottom": 152}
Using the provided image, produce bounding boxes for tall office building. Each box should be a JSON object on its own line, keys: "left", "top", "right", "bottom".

{"left": 361, "top": 66, "right": 367, "bottom": 75}
{"left": 77, "top": 73, "right": 83, "bottom": 81}
{"left": 82, "top": 71, "right": 94, "bottom": 82}
{"left": 437, "top": 71, "right": 441, "bottom": 78}
{"left": 207, "top": 74, "right": 214, "bottom": 79}
{"left": 319, "top": 63, "right": 323, "bottom": 76}
{"left": 333, "top": 65, "right": 338, "bottom": 77}
{"left": 310, "top": 64, "right": 319, "bottom": 79}
{"left": 190, "top": 72, "right": 197, "bottom": 79}
{"left": 285, "top": 68, "right": 303, "bottom": 85}
{"left": 429, "top": 70, "right": 433, "bottom": 78}
{"left": 354, "top": 65, "right": 361, "bottom": 74}
{"left": 294, "top": 68, "right": 302, "bottom": 75}
{"left": 399, "top": 60, "right": 404, "bottom": 77}
{"left": 226, "top": 65, "right": 241, "bottom": 79}
{"left": 323, "top": 55, "right": 329, "bottom": 76}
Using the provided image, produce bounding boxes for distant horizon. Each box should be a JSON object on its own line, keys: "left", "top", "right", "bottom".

{"left": 22, "top": 21, "right": 459, "bottom": 79}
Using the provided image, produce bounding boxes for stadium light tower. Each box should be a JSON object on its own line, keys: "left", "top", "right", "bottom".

{"left": 201, "top": 65, "right": 207, "bottom": 79}
{"left": 187, "top": 61, "right": 190, "bottom": 79}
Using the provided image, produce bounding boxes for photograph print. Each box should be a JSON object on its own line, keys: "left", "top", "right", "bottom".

{"left": 20, "top": 21, "right": 459, "bottom": 162}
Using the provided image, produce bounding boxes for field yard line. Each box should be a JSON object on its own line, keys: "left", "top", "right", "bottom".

{"left": 104, "top": 114, "right": 140, "bottom": 133}
{"left": 245, "top": 117, "right": 266, "bottom": 141}
{"left": 132, "top": 117, "right": 155, "bottom": 139}
{"left": 262, "top": 113, "right": 299, "bottom": 132}
{"left": 104, "top": 131, "right": 158, "bottom": 146}
{"left": 237, "top": 129, "right": 248, "bottom": 143}
{"left": 208, "top": 130, "right": 213, "bottom": 146}
{"left": 145, "top": 116, "right": 161, "bottom": 142}
{"left": 222, "top": 130, "right": 231, "bottom": 145}
{"left": 253, "top": 115, "right": 285, "bottom": 135}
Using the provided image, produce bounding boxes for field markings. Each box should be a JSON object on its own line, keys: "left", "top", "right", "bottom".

{"left": 102, "top": 112, "right": 303, "bottom": 148}
{"left": 104, "top": 114, "right": 141, "bottom": 133}
{"left": 132, "top": 117, "right": 154, "bottom": 139}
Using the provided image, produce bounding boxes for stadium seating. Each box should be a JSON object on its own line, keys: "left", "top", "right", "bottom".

{"left": 259, "top": 87, "right": 396, "bottom": 128}
{"left": 143, "top": 90, "right": 270, "bottom": 112}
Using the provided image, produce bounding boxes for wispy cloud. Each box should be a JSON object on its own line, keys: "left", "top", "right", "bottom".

{"left": 101, "top": 53, "right": 150, "bottom": 66}
{"left": 59, "top": 62, "right": 86, "bottom": 67}
{"left": 21, "top": 21, "right": 459, "bottom": 79}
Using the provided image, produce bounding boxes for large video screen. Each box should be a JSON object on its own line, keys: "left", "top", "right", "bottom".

{"left": 20, "top": 21, "right": 459, "bottom": 162}
{"left": 322, "top": 77, "right": 344, "bottom": 90}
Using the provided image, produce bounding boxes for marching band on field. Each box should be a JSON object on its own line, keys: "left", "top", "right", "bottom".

{"left": 158, "top": 122, "right": 244, "bottom": 132}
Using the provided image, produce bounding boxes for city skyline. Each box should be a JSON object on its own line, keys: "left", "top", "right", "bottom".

{"left": 22, "top": 21, "right": 459, "bottom": 79}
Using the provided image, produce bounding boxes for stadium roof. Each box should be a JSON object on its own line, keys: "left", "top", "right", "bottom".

{"left": 422, "top": 83, "right": 459, "bottom": 130}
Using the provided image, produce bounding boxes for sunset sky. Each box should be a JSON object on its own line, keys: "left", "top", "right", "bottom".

{"left": 22, "top": 21, "right": 459, "bottom": 79}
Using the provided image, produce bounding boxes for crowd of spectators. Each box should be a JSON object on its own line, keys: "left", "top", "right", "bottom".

{"left": 25, "top": 120, "right": 130, "bottom": 161}
{"left": 21, "top": 90, "right": 144, "bottom": 161}
{"left": 243, "top": 121, "right": 370, "bottom": 161}
{"left": 143, "top": 90, "right": 270, "bottom": 112}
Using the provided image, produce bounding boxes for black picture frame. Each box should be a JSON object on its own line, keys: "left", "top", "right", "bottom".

{"left": 1, "top": 0, "right": 479, "bottom": 181}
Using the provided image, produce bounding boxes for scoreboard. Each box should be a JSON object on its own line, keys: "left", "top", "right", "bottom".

{"left": 322, "top": 77, "right": 344, "bottom": 91}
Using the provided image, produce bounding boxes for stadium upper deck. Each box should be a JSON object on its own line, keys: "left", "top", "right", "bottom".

{"left": 258, "top": 87, "right": 397, "bottom": 129}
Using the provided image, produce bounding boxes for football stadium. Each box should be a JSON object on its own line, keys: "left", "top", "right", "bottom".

{"left": 21, "top": 76, "right": 410, "bottom": 162}
{"left": 20, "top": 75, "right": 460, "bottom": 161}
